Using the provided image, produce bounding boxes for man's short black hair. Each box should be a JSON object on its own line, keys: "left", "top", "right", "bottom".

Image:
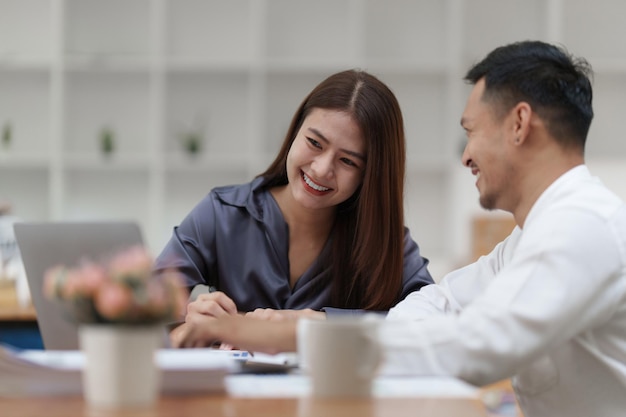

{"left": 465, "top": 40, "right": 594, "bottom": 150}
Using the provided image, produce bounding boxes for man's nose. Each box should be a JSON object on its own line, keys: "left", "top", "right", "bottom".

{"left": 461, "top": 144, "right": 472, "bottom": 167}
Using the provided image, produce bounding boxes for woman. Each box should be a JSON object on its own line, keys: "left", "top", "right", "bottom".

{"left": 155, "top": 69, "right": 433, "bottom": 346}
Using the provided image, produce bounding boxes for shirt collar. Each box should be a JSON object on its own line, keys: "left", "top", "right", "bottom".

{"left": 214, "top": 177, "right": 267, "bottom": 222}
{"left": 525, "top": 164, "right": 590, "bottom": 226}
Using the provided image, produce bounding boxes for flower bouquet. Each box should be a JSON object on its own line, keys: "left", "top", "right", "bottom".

{"left": 43, "top": 245, "right": 188, "bottom": 408}
{"left": 44, "top": 245, "right": 187, "bottom": 325}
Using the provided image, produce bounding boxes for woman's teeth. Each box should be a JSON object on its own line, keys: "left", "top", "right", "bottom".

{"left": 303, "top": 173, "right": 330, "bottom": 191}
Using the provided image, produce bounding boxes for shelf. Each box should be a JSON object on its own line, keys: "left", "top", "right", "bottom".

{"left": 0, "top": 153, "right": 49, "bottom": 168}
{"left": 584, "top": 59, "right": 626, "bottom": 74}
{"left": 64, "top": 54, "right": 152, "bottom": 73}
{"left": 63, "top": 170, "right": 150, "bottom": 224}
{"left": 264, "top": 59, "right": 360, "bottom": 73}
{"left": 404, "top": 170, "right": 450, "bottom": 258}
{"left": 64, "top": 0, "right": 151, "bottom": 56}
{"left": 164, "top": 153, "right": 250, "bottom": 173}
{"left": 164, "top": 58, "right": 252, "bottom": 73}
{"left": 385, "top": 72, "right": 448, "bottom": 159}
{"left": 164, "top": 72, "right": 251, "bottom": 156}
{"left": 264, "top": 72, "right": 331, "bottom": 152}
{"left": 0, "top": 0, "right": 52, "bottom": 60}
{"left": 0, "top": 167, "right": 49, "bottom": 221}
{"left": 562, "top": 0, "right": 626, "bottom": 62}
{"left": 363, "top": 0, "right": 447, "bottom": 68}
{"left": 165, "top": 0, "right": 254, "bottom": 63}
{"left": 64, "top": 71, "right": 151, "bottom": 155}
{"left": 0, "top": 55, "right": 50, "bottom": 71}
{"left": 406, "top": 156, "right": 453, "bottom": 174}
{"left": 4, "top": 0, "right": 626, "bottom": 270}
{"left": 585, "top": 74, "right": 626, "bottom": 157}
{"left": 462, "top": 0, "right": 547, "bottom": 64}
{"left": 62, "top": 152, "right": 151, "bottom": 171}
{"left": 0, "top": 71, "right": 50, "bottom": 157}
{"left": 266, "top": 0, "right": 356, "bottom": 63}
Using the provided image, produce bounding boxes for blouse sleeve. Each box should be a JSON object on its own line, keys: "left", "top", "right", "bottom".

{"left": 153, "top": 192, "right": 219, "bottom": 292}
{"left": 399, "top": 227, "right": 435, "bottom": 300}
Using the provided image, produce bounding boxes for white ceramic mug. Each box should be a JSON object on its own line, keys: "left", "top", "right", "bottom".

{"left": 297, "top": 316, "right": 382, "bottom": 397}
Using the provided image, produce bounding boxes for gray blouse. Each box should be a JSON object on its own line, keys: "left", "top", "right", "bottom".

{"left": 154, "top": 177, "right": 433, "bottom": 315}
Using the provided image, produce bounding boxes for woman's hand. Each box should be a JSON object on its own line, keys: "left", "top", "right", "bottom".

{"left": 171, "top": 294, "right": 321, "bottom": 349}
{"left": 171, "top": 291, "right": 238, "bottom": 349}
{"left": 169, "top": 320, "right": 218, "bottom": 348}
{"left": 186, "top": 291, "right": 237, "bottom": 319}
{"left": 244, "top": 308, "right": 326, "bottom": 321}
{"left": 170, "top": 314, "right": 298, "bottom": 354}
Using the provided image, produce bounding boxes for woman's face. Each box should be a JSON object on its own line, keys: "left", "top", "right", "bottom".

{"left": 285, "top": 108, "right": 366, "bottom": 211}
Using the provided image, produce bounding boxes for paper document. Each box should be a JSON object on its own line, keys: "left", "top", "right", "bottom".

{"left": 225, "top": 374, "right": 479, "bottom": 398}
{"left": 0, "top": 345, "right": 239, "bottom": 397}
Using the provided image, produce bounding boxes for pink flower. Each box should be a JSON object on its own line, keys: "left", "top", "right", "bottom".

{"left": 62, "top": 269, "right": 84, "bottom": 299}
{"left": 108, "top": 245, "right": 153, "bottom": 282}
{"left": 74, "top": 261, "right": 108, "bottom": 297}
{"left": 94, "top": 281, "right": 134, "bottom": 321}
{"left": 43, "top": 245, "right": 189, "bottom": 325}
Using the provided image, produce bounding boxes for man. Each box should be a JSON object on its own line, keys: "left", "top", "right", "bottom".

{"left": 379, "top": 40, "right": 626, "bottom": 417}
{"left": 172, "top": 41, "right": 626, "bottom": 417}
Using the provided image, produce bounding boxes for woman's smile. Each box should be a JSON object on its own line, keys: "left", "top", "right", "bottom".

{"left": 302, "top": 171, "right": 331, "bottom": 194}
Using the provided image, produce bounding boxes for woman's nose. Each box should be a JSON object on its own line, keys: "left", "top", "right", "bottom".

{"left": 312, "top": 152, "right": 334, "bottom": 179}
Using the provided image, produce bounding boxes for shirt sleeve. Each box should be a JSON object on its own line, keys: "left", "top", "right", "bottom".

{"left": 379, "top": 208, "right": 625, "bottom": 386}
{"left": 153, "top": 192, "right": 218, "bottom": 292}
{"left": 388, "top": 228, "right": 519, "bottom": 320}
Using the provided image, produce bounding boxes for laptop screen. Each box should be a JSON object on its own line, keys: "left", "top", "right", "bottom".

{"left": 14, "top": 221, "right": 144, "bottom": 350}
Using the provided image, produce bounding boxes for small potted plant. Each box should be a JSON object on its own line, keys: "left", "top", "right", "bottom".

{"left": 2, "top": 122, "right": 12, "bottom": 150}
{"left": 180, "top": 129, "right": 204, "bottom": 156}
{"left": 99, "top": 126, "right": 115, "bottom": 156}
{"left": 177, "top": 116, "right": 206, "bottom": 157}
{"left": 44, "top": 246, "right": 188, "bottom": 408}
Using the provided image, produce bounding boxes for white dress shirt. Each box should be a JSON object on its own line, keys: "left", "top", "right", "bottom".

{"left": 381, "top": 165, "right": 626, "bottom": 417}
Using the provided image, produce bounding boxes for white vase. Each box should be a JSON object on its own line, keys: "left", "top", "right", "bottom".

{"left": 79, "top": 324, "right": 162, "bottom": 408}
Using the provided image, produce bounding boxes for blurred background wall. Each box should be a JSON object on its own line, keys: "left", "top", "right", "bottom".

{"left": 1, "top": 0, "right": 625, "bottom": 281}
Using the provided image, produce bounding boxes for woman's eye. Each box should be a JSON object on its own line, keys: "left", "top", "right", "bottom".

{"left": 307, "top": 138, "right": 322, "bottom": 148}
{"left": 341, "top": 158, "right": 358, "bottom": 168}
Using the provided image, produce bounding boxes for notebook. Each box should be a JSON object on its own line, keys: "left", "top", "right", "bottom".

{"left": 13, "top": 221, "right": 144, "bottom": 350}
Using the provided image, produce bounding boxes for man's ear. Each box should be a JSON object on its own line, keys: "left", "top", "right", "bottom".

{"left": 511, "top": 102, "right": 532, "bottom": 145}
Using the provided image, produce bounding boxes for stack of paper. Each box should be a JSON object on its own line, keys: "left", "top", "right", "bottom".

{"left": 0, "top": 345, "right": 239, "bottom": 397}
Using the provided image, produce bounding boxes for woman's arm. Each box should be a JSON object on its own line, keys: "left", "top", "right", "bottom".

{"left": 171, "top": 314, "right": 298, "bottom": 354}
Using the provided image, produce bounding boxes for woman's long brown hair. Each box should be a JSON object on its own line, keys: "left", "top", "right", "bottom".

{"left": 258, "top": 69, "right": 406, "bottom": 310}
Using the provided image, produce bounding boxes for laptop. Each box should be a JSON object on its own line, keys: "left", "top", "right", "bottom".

{"left": 13, "top": 221, "right": 144, "bottom": 350}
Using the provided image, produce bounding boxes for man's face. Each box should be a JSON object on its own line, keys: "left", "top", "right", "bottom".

{"left": 460, "top": 79, "right": 516, "bottom": 211}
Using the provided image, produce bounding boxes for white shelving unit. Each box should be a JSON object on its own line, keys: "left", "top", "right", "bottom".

{"left": 1, "top": 0, "right": 626, "bottom": 277}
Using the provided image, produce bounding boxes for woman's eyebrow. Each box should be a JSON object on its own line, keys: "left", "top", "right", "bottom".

{"left": 307, "top": 127, "right": 366, "bottom": 161}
